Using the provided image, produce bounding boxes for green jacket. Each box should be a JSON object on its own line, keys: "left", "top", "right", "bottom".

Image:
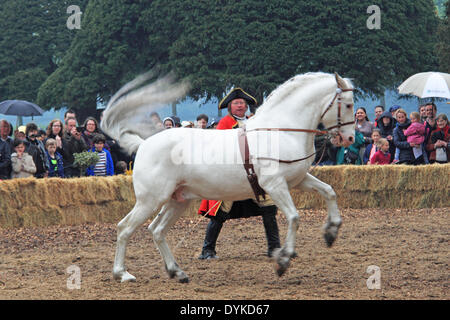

{"left": 336, "top": 131, "right": 365, "bottom": 165}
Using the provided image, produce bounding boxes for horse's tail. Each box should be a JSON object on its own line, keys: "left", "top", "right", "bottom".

{"left": 100, "top": 71, "right": 189, "bottom": 154}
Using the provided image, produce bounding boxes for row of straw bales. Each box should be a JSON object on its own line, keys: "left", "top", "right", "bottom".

{"left": 0, "top": 164, "right": 448, "bottom": 229}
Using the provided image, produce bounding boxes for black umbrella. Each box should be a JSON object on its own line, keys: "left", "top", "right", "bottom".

{"left": 0, "top": 100, "right": 44, "bottom": 117}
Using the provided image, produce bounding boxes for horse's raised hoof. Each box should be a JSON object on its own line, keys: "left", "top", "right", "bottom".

{"left": 273, "top": 248, "right": 291, "bottom": 277}
{"left": 113, "top": 270, "right": 136, "bottom": 283}
{"left": 323, "top": 221, "right": 342, "bottom": 247}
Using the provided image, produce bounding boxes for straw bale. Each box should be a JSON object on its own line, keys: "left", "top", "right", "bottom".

{"left": 0, "top": 164, "right": 448, "bottom": 228}
{"left": 0, "top": 176, "right": 136, "bottom": 229}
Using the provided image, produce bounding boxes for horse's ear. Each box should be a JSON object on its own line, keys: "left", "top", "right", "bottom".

{"left": 334, "top": 72, "right": 348, "bottom": 89}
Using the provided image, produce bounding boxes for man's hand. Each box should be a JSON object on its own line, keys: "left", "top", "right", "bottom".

{"left": 71, "top": 127, "right": 81, "bottom": 140}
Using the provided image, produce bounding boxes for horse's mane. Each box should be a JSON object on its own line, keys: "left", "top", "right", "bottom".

{"left": 254, "top": 72, "right": 335, "bottom": 116}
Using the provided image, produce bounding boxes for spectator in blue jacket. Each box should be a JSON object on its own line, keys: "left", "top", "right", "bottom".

{"left": 45, "top": 138, "right": 65, "bottom": 178}
{"left": 86, "top": 134, "right": 114, "bottom": 176}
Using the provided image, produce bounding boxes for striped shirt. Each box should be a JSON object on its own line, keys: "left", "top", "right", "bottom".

{"left": 93, "top": 151, "right": 107, "bottom": 176}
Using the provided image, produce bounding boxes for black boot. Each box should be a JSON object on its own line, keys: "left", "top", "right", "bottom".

{"left": 198, "top": 219, "right": 223, "bottom": 259}
{"left": 262, "top": 209, "right": 281, "bottom": 257}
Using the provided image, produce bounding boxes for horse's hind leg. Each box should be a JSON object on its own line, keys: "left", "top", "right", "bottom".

{"left": 299, "top": 173, "right": 342, "bottom": 247}
{"left": 148, "top": 200, "right": 191, "bottom": 283}
{"left": 113, "top": 201, "right": 159, "bottom": 282}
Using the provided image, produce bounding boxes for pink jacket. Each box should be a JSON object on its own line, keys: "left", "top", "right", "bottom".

{"left": 403, "top": 122, "right": 425, "bottom": 145}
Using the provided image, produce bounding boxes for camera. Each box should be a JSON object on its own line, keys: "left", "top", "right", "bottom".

{"left": 76, "top": 126, "right": 83, "bottom": 133}
{"left": 343, "top": 149, "right": 359, "bottom": 164}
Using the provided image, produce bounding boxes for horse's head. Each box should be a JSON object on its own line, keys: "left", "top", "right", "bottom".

{"left": 321, "top": 73, "right": 355, "bottom": 148}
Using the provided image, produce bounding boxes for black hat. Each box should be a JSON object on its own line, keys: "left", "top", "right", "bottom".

{"left": 218, "top": 88, "right": 257, "bottom": 110}
{"left": 171, "top": 115, "right": 181, "bottom": 127}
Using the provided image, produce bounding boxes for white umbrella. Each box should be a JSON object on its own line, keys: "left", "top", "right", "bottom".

{"left": 398, "top": 72, "right": 450, "bottom": 99}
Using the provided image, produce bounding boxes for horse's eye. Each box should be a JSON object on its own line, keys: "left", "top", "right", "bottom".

{"left": 347, "top": 104, "right": 353, "bottom": 109}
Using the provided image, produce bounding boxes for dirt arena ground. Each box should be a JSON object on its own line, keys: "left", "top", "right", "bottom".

{"left": 0, "top": 208, "right": 448, "bottom": 300}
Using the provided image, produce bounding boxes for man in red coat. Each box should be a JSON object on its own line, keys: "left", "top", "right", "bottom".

{"left": 198, "top": 88, "right": 281, "bottom": 260}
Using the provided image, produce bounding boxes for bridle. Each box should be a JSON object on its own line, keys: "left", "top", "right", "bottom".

{"left": 247, "top": 84, "right": 354, "bottom": 136}
{"left": 238, "top": 80, "right": 354, "bottom": 202}
{"left": 245, "top": 82, "right": 355, "bottom": 164}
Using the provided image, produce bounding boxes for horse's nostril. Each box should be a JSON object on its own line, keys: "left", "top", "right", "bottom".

{"left": 348, "top": 136, "right": 354, "bottom": 142}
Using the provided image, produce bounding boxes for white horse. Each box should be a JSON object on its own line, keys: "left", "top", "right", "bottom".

{"left": 101, "top": 72, "right": 355, "bottom": 283}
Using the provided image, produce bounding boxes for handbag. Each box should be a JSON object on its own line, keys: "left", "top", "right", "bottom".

{"left": 435, "top": 147, "right": 447, "bottom": 162}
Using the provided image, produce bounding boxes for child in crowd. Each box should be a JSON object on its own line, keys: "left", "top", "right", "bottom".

{"left": 115, "top": 161, "right": 128, "bottom": 175}
{"left": 370, "top": 138, "right": 391, "bottom": 165}
{"left": 404, "top": 111, "right": 426, "bottom": 162}
{"left": 37, "top": 129, "right": 47, "bottom": 142}
{"left": 86, "top": 134, "right": 114, "bottom": 176}
{"left": 392, "top": 110, "right": 402, "bottom": 163}
{"left": 45, "top": 138, "right": 65, "bottom": 178}
{"left": 11, "top": 138, "right": 36, "bottom": 178}
{"left": 363, "top": 129, "right": 382, "bottom": 164}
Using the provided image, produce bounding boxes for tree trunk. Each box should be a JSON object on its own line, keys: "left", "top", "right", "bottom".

{"left": 379, "top": 91, "right": 386, "bottom": 108}
{"left": 171, "top": 102, "right": 177, "bottom": 116}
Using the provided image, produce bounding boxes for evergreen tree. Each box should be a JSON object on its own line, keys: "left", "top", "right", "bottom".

{"left": 0, "top": 0, "right": 88, "bottom": 103}
{"left": 37, "top": 0, "right": 150, "bottom": 120}
{"left": 38, "top": 0, "right": 439, "bottom": 114}
{"left": 436, "top": 0, "right": 450, "bottom": 72}
{"left": 166, "top": 0, "right": 439, "bottom": 103}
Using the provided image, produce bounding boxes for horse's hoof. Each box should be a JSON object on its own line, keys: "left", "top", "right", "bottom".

{"left": 166, "top": 264, "right": 189, "bottom": 283}
{"left": 178, "top": 273, "right": 189, "bottom": 283}
{"left": 273, "top": 248, "right": 290, "bottom": 277}
{"left": 113, "top": 270, "right": 136, "bottom": 283}
{"left": 275, "top": 263, "right": 288, "bottom": 277}
{"left": 323, "top": 221, "right": 341, "bottom": 247}
{"left": 324, "top": 232, "right": 336, "bottom": 247}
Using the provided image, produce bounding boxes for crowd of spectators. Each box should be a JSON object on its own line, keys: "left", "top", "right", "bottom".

{"left": 0, "top": 110, "right": 222, "bottom": 180}
{"left": 314, "top": 102, "right": 450, "bottom": 166}
{"left": 0, "top": 102, "right": 448, "bottom": 181}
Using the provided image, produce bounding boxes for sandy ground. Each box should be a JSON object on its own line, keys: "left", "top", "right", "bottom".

{"left": 0, "top": 208, "right": 448, "bottom": 300}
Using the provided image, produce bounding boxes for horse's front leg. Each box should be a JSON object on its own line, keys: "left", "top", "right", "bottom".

{"left": 263, "top": 178, "right": 300, "bottom": 277}
{"left": 298, "top": 173, "right": 342, "bottom": 247}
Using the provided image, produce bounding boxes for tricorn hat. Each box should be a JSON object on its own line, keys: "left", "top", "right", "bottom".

{"left": 218, "top": 88, "right": 257, "bottom": 110}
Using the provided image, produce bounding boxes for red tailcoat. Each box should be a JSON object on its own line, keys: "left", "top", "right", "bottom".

{"left": 198, "top": 114, "right": 240, "bottom": 216}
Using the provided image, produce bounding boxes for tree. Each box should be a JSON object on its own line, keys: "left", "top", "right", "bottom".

{"left": 38, "top": 0, "right": 440, "bottom": 115}
{"left": 436, "top": 0, "right": 450, "bottom": 72}
{"left": 166, "top": 0, "right": 439, "bottom": 104}
{"left": 0, "top": 0, "right": 88, "bottom": 103}
{"left": 37, "top": 0, "right": 151, "bottom": 121}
